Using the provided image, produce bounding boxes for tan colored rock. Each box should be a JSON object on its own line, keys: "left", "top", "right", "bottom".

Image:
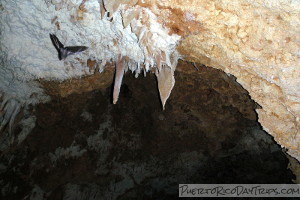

{"left": 40, "top": 65, "right": 114, "bottom": 98}
{"left": 140, "top": 0, "right": 300, "bottom": 159}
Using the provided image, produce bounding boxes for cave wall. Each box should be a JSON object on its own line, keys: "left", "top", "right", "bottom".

{"left": 0, "top": 0, "right": 299, "bottom": 160}
{"left": 0, "top": 62, "right": 296, "bottom": 198}
{"left": 143, "top": 0, "right": 300, "bottom": 160}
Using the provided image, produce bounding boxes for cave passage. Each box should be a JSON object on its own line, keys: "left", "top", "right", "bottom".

{"left": 0, "top": 61, "right": 295, "bottom": 199}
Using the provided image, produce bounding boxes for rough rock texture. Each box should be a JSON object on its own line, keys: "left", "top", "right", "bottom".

{"left": 0, "top": 62, "right": 295, "bottom": 199}
{"left": 287, "top": 153, "right": 300, "bottom": 183}
{"left": 0, "top": 0, "right": 299, "bottom": 161}
{"left": 0, "top": 0, "right": 180, "bottom": 135}
{"left": 40, "top": 64, "right": 115, "bottom": 98}
{"left": 141, "top": 0, "right": 300, "bottom": 160}
{"left": 0, "top": 1, "right": 299, "bottom": 189}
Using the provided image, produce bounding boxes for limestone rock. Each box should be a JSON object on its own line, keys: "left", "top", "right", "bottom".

{"left": 0, "top": 0, "right": 299, "bottom": 161}
{"left": 143, "top": 0, "right": 300, "bottom": 160}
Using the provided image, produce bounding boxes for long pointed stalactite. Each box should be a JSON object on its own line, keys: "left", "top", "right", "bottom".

{"left": 113, "top": 57, "right": 125, "bottom": 104}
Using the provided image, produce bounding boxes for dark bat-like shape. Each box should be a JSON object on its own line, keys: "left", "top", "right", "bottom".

{"left": 49, "top": 33, "right": 88, "bottom": 60}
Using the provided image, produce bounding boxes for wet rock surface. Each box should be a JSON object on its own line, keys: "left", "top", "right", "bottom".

{"left": 0, "top": 62, "right": 295, "bottom": 199}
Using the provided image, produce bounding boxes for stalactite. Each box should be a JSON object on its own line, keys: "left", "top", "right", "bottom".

{"left": 113, "top": 58, "right": 125, "bottom": 104}
{"left": 155, "top": 65, "right": 175, "bottom": 110}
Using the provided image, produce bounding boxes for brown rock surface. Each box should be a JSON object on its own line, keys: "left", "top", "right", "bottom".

{"left": 40, "top": 65, "right": 114, "bottom": 98}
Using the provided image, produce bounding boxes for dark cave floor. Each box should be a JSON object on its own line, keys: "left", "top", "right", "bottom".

{"left": 0, "top": 62, "right": 296, "bottom": 199}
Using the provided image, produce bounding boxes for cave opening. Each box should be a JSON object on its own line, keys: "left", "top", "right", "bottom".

{"left": 0, "top": 61, "right": 296, "bottom": 199}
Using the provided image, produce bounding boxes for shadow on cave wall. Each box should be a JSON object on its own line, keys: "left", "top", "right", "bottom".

{"left": 0, "top": 62, "right": 296, "bottom": 199}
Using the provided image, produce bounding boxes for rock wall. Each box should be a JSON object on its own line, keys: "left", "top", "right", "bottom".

{"left": 142, "top": 0, "right": 300, "bottom": 160}
{"left": 0, "top": 63, "right": 295, "bottom": 198}
{"left": 0, "top": 0, "right": 299, "bottom": 160}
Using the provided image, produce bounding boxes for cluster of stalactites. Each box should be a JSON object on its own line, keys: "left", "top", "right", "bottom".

{"left": 50, "top": 0, "right": 180, "bottom": 108}
{"left": 113, "top": 56, "right": 177, "bottom": 110}
{"left": 99, "top": 0, "right": 179, "bottom": 109}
